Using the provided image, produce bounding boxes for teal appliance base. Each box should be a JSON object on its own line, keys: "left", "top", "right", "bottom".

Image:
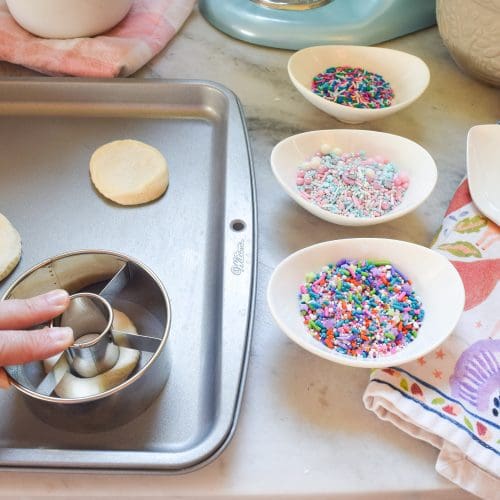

{"left": 199, "top": 0, "right": 436, "bottom": 50}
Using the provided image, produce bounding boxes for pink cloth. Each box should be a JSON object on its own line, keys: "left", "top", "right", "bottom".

{"left": 364, "top": 180, "right": 500, "bottom": 499}
{"left": 0, "top": 0, "right": 195, "bottom": 77}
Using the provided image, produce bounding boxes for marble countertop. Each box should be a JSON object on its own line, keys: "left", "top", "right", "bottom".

{"left": 0, "top": 5, "right": 498, "bottom": 499}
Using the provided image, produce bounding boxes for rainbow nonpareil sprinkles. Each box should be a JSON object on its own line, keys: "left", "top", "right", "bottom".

{"left": 296, "top": 147, "right": 409, "bottom": 218}
{"left": 311, "top": 66, "right": 394, "bottom": 109}
{"left": 299, "top": 260, "right": 424, "bottom": 358}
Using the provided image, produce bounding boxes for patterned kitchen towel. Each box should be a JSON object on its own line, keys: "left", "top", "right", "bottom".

{"left": 0, "top": 0, "right": 195, "bottom": 77}
{"left": 363, "top": 179, "right": 500, "bottom": 499}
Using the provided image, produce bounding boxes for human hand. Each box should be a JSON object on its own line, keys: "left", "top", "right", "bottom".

{"left": 0, "top": 290, "right": 73, "bottom": 389}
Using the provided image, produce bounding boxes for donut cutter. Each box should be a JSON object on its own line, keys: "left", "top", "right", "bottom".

{"left": 3, "top": 250, "right": 171, "bottom": 432}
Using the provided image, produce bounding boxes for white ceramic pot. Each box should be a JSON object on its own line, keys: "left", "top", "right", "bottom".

{"left": 5, "top": 0, "right": 134, "bottom": 39}
{"left": 436, "top": 0, "right": 500, "bottom": 87}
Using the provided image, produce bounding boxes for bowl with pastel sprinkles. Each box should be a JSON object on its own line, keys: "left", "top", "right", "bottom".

{"left": 271, "top": 129, "right": 437, "bottom": 227}
{"left": 267, "top": 239, "right": 465, "bottom": 369}
{"left": 288, "top": 45, "right": 430, "bottom": 124}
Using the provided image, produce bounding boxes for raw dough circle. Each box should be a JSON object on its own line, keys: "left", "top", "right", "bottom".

{"left": 89, "top": 139, "right": 169, "bottom": 205}
{"left": 0, "top": 213, "right": 21, "bottom": 282}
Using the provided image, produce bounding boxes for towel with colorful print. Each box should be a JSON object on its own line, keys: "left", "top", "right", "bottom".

{"left": 0, "top": 0, "right": 195, "bottom": 77}
{"left": 363, "top": 179, "right": 500, "bottom": 499}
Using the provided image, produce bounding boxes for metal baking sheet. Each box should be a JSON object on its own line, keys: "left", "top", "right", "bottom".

{"left": 0, "top": 78, "right": 256, "bottom": 472}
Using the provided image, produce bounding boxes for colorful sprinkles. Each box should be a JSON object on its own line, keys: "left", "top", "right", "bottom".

{"left": 296, "top": 146, "right": 409, "bottom": 218}
{"left": 311, "top": 66, "right": 394, "bottom": 109}
{"left": 299, "top": 260, "right": 424, "bottom": 358}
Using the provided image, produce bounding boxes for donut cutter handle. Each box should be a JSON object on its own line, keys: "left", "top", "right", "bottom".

{"left": 36, "top": 292, "right": 117, "bottom": 396}
{"left": 35, "top": 265, "right": 162, "bottom": 397}
{"left": 63, "top": 293, "right": 119, "bottom": 376}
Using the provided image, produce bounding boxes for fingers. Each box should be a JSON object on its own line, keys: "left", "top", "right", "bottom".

{"left": 0, "top": 368, "right": 9, "bottom": 389}
{"left": 0, "top": 291, "right": 73, "bottom": 383}
{"left": 0, "top": 290, "right": 70, "bottom": 330}
{"left": 0, "top": 326, "right": 73, "bottom": 366}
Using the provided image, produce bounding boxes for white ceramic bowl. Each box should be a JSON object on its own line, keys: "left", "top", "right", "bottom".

{"left": 5, "top": 0, "right": 134, "bottom": 39}
{"left": 271, "top": 129, "right": 437, "bottom": 226}
{"left": 288, "top": 45, "right": 430, "bottom": 124}
{"left": 437, "top": 0, "right": 500, "bottom": 87}
{"left": 467, "top": 124, "right": 500, "bottom": 226}
{"left": 267, "top": 239, "right": 465, "bottom": 369}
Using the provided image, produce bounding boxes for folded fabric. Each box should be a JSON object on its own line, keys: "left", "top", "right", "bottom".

{"left": 0, "top": 0, "right": 195, "bottom": 77}
{"left": 363, "top": 179, "right": 499, "bottom": 499}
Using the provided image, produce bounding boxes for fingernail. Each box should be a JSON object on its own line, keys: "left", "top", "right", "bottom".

{"left": 45, "top": 289, "right": 69, "bottom": 307}
{"left": 48, "top": 327, "right": 74, "bottom": 346}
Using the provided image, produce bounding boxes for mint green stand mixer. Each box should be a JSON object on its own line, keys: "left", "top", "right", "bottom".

{"left": 199, "top": 0, "right": 436, "bottom": 50}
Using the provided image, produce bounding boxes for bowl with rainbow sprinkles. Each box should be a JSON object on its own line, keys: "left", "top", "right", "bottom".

{"left": 267, "top": 239, "right": 465, "bottom": 369}
{"left": 288, "top": 45, "right": 430, "bottom": 124}
{"left": 271, "top": 129, "right": 437, "bottom": 227}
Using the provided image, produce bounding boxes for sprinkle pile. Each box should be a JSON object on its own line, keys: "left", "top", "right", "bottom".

{"left": 299, "top": 259, "right": 424, "bottom": 358}
{"left": 311, "top": 66, "right": 394, "bottom": 108}
{"left": 296, "top": 146, "right": 409, "bottom": 218}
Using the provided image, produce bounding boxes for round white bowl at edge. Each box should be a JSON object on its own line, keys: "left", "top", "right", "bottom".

{"left": 467, "top": 124, "right": 500, "bottom": 226}
{"left": 288, "top": 45, "right": 430, "bottom": 124}
{"left": 267, "top": 238, "right": 465, "bottom": 369}
{"left": 5, "top": 0, "right": 134, "bottom": 39}
{"left": 271, "top": 129, "right": 438, "bottom": 227}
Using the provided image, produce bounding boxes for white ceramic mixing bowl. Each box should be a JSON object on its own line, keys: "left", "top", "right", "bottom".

{"left": 437, "top": 0, "right": 500, "bottom": 87}
{"left": 5, "top": 0, "right": 134, "bottom": 39}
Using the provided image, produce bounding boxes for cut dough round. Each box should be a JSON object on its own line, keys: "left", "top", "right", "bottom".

{"left": 89, "top": 139, "right": 169, "bottom": 205}
{"left": 43, "top": 308, "right": 140, "bottom": 399}
{"left": 0, "top": 213, "right": 21, "bottom": 282}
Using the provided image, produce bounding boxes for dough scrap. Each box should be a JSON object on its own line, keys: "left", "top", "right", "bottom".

{"left": 89, "top": 139, "right": 169, "bottom": 205}
{"left": 0, "top": 213, "right": 21, "bottom": 282}
{"left": 43, "top": 308, "right": 140, "bottom": 399}
{"left": 113, "top": 308, "right": 138, "bottom": 334}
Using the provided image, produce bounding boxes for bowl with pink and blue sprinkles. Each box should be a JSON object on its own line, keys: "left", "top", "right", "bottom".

{"left": 288, "top": 45, "right": 430, "bottom": 124}
{"left": 271, "top": 129, "right": 437, "bottom": 226}
{"left": 267, "top": 238, "right": 465, "bottom": 369}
